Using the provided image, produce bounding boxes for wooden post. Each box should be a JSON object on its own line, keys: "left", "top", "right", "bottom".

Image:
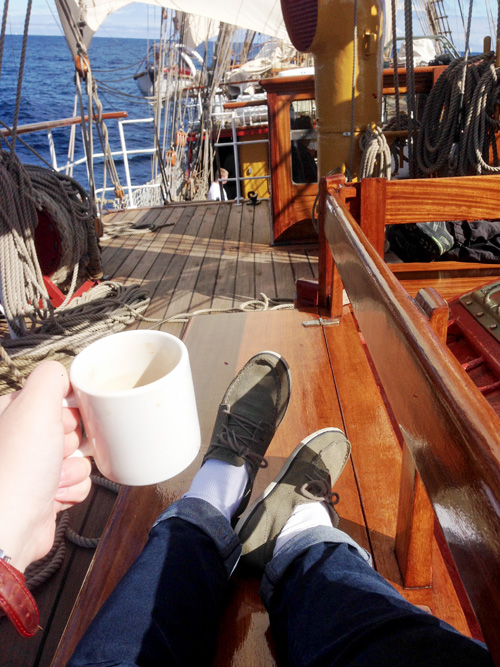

{"left": 318, "top": 175, "right": 347, "bottom": 317}
{"left": 359, "top": 177, "right": 387, "bottom": 258}
{"left": 395, "top": 288, "right": 448, "bottom": 587}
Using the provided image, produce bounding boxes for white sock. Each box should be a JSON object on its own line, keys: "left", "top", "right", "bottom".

{"left": 184, "top": 459, "right": 249, "bottom": 521}
{"left": 273, "top": 502, "right": 334, "bottom": 557}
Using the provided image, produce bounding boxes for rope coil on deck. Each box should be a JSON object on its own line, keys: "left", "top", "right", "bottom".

{"left": 23, "top": 474, "right": 121, "bottom": 590}
{"left": 0, "top": 152, "right": 152, "bottom": 392}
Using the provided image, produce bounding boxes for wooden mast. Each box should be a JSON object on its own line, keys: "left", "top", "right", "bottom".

{"left": 281, "top": 0, "right": 384, "bottom": 179}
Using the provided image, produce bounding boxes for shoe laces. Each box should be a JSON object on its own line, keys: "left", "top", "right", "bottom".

{"left": 300, "top": 473, "right": 340, "bottom": 511}
{"left": 215, "top": 408, "right": 270, "bottom": 470}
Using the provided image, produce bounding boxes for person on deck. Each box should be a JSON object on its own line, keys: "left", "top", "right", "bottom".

{"left": 208, "top": 168, "right": 229, "bottom": 201}
{"left": 0, "top": 358, "right": 493, "bottom": 666}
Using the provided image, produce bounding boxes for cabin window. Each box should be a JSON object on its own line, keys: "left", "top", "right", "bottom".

{"left": 290, "top": 100, "right": 318, "bottom": 184}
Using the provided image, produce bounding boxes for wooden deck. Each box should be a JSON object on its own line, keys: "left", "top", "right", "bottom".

{"left": 0, "top": 200, "right": 318, "bottom": 667}
{"left": 1, "top": 198, "right": 497, "bottom": 665}
{"left": 100, "top": 200, "right": 318, "bottom": 338}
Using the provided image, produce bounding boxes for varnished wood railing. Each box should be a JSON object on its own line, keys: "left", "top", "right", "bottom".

{"left": 319, "top": 175, "right": 500, "bottom": 661}
{"left": 0, "top": 112, "right": 128, "bottom": 137}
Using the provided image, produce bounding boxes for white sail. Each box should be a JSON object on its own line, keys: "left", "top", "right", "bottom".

{"left": 56, "top": 0, "right": 288, "bottom": 56}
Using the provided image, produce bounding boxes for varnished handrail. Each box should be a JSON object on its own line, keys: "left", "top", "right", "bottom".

{"left": 0, "top": 112, "right": 128, "bottom": 137}
{"left": 321, "top": 179, "right": 500, "bottom": 660}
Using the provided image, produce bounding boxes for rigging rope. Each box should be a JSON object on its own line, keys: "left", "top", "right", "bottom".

{"left": 0, "top": 151, "right": 151, "bottom": 392}
{"left": 416, "top": 52, "right": 498, "bottom": 175}
{"left": 359, "top": 124, "right": 392, "bottom": 179}
{"left": 403, "top": 0, "right": 418, "bottom": 177}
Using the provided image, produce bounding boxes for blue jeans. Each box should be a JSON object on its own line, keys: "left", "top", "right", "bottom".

{"left": 69, "top": 498, "right": 492, "bottom": 666}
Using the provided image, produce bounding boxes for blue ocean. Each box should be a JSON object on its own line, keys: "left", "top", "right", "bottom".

{"left": 0, "top": 34, "right": 165, "bottom": 195}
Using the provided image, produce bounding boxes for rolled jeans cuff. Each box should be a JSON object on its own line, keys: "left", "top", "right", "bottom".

{"left": 153, "top": 497, "right": 241, "bottom": 578}
{"left": 260, "top": 525, "right": 371, "bottom": 607}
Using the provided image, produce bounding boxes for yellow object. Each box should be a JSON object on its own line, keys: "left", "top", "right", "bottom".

{"left": 310, "top": 0, "right": 384, "bottom": 179}
{"left": 239, "top": 133, "right": 270, "bottom": 199}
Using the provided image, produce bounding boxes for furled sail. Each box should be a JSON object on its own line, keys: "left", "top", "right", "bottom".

{"left": 55, "top": 0, "right": 288, "bottom": 57}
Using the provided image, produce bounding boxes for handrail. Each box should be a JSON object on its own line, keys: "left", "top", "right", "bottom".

{"left": 0, "top": 112, "right": 128, "bottom": 137}
{"left": 321, "top": 176, "right": 500, "bottom": 660}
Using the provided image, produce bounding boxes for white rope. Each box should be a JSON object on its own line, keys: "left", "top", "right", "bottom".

{"left": 137, "top": 292, "right": 294, "bottom": 330}
{"left": 359, "top": 125, "right": 392, "bottom": 179}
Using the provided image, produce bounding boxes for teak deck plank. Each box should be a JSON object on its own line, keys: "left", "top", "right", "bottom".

{"left": 177, "top": 204, "right": 220, "bottom": 312}
{"left": 157, "top": 204, "right": 213, "bottom": 317}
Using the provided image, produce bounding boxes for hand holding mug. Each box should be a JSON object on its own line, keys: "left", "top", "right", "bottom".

{"left": 0, "top": 361, "right": 92, "bottom": 572}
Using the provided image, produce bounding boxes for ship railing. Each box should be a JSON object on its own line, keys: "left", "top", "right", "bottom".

{"left": 0, "top": 112, "right": 166, "bottom": 211}
{"left": 212, "top": 109, "right": 270, "bottom": 203}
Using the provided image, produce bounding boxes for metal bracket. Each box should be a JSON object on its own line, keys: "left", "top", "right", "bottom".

{"left": 302, "top": 317, "right": 340, "bottom": 327}
{"left": 459, "top": 279, "right": 500, "bottom": 343}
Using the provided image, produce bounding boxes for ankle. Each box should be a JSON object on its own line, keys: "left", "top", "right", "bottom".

{"left": 184, "top": 459, "right": 249, "bottom": 522}
{"left": 273, "top": 501, "right": 334, "bottom": 557}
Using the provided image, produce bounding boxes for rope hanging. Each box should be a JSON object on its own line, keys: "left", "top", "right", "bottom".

{"left": 359, "top": 124, "right": 392, "bottom": 179}
{"left": 0, "top": 152, "right": 53, "bottom": 338}
{"left": 403, "top": 0, "right": 418, "bottom": 177}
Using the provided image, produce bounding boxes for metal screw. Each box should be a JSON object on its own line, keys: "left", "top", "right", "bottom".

{"left": 490, "top": 324, "right": 498, "bottom": 330}
{"left": 465, "top": 300, "right": 472, "bottom": 305}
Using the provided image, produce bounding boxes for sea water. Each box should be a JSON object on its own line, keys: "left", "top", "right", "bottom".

{"left": 0, "top": 34, "right": 162, "bottom": 196}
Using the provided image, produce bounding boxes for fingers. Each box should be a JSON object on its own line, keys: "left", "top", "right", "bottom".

{"left": 54, "top": 477, "right": 92, "bottom": 511}
{"left": 57, "top": 456, "right": 92, "bottom": 496}
{"left": 62, "top": 406, "right": 81, "bottom": 435}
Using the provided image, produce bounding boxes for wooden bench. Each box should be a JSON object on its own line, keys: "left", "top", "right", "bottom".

{"left": 326, "top": 174, "right": 500, "bottom": 301}
{"left": 318, "top": 174, "right": 500, "bottom": 660}
{"left": 50, "top": 183, "right": 500, "bottom": 664}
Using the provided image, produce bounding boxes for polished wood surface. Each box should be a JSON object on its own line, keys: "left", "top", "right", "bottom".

{"left": 322, "top": 186, "right": 500, "bottom": 659}
{"left": 54, "top": 302, "right": 479, "bottom": 664}
{"left": 0, "top": 112, "right": 128, "bottom": 137}
{"left": 261, "top": 77, "right": 317, "bottom": 243}
{"left": 383, "top": 175, "right": 500, "bottom": 223}
{"left": 395, "top": 288, "right": 448, "bottom": 588}
{"left": 317, "top": 175, "right": 500, "bottom": 308}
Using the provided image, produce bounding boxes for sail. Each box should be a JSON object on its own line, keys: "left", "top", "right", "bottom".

{"left": 56, "top": 0, "right": 288, "bottom": 57}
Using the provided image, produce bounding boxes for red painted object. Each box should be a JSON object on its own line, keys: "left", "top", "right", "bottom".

{"left": 35, "top": 208, "right": 97, "bottom": 307}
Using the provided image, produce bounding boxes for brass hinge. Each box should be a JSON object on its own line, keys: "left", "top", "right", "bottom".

{"left": 302, "top": 317, "right": 340, "bottom": 327}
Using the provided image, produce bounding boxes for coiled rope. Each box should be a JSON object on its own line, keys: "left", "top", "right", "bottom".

{"left": 416, "top": 52, "right": 498, "bottom": 176}
{"left": 0, "top": 155, "right": 151, "bottom": 392}
{"left": 0, "top": 281, "right": 151, "bottom": 392}
{"left": 24, "top": 474, "right": 121, "bottom": 591}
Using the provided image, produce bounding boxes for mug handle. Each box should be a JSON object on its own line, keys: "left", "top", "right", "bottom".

{"left": 62, "top": 393, "right": 94, "bottom": 458}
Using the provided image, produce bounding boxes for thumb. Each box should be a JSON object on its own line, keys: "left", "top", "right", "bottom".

{"left": 14, "top": 360, "right": 70, "bottom": 422}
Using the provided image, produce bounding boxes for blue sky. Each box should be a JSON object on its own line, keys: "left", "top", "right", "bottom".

{"left": 5, "top": 0, "right": 493, "bottom": 52}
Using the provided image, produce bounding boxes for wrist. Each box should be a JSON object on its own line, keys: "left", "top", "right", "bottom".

{"left": 0, "top": 518, "right": 33, "bottom": 573}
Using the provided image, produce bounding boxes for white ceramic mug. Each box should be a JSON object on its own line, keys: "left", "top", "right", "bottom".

{"left": 68, "top": 330, "right": 201, "bottom": 486}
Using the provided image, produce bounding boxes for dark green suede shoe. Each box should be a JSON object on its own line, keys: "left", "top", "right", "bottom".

{"left": 235, "top": 427, "right": 351, "bottom": 570}
{"left": 203, "top": 351, "right": 291, "bottom": 521}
